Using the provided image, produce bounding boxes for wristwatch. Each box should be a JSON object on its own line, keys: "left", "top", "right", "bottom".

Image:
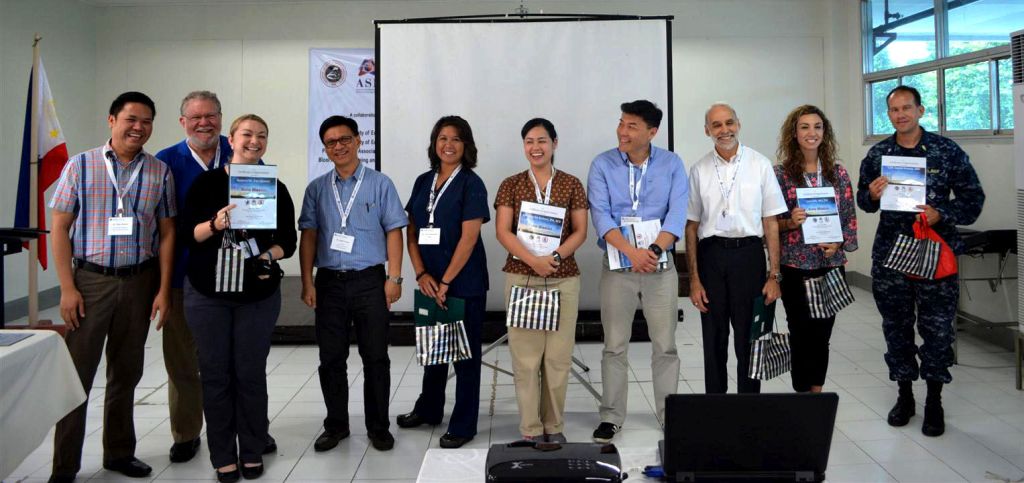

{"left": 388, "top": 275, "right": 403, "bottom": 285}
{"left": 772, "top": 272, "right": 783, "bottom": 283}
{"left": 551, "top": 251, "right": 563, "bottom": 263}
{"left": 648, "top": 243, "right": 664, "bottom": 257}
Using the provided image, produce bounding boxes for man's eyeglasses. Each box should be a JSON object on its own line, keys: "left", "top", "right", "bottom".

{"left": 185, "top": 113, "right": 221, "bottom": 123}
{"left": 324, "top": 136, "right": 356, "bottom": 149}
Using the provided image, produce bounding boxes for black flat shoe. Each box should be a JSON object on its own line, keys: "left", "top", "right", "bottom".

{"left": 368, "top": 430, "right": 395, "bottom": 451}
{"left": 262, "top": 435, "right": 277, "bottom": 455}
{"left": 169, "top": 437, "right": 201, "bottom": 463}
{"left": 241, "top": 463, "right": 264, "bottom": 480}
{"left": 439, "top": 433, "right": 473, "bottom": 448}
{"left": 47, "top": 474, "right": 75, "bottom": 483}
{"left": 102, "top": 457, "right": 152, "bottom": 478}
{"left": 396, "top": 411, "right": 439, "bottom": 428}
{"left": 313, "top": 428, "right": 350, "bottom": 452}
{"left": 216, "top": 468, "right": 240, "bottom": 483}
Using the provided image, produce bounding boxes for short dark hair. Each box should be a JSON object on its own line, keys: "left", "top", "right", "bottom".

{"left": 109, "top": 91, "right": 156, "bottom": 118}
{"left": 887, "top": 85, "right": 922, "bottom": 107}
{"left": 319, "top": 115, "right": 359, "bottom": 143}
{"left": 620, "top": 99, "right": 662, "bottom": 128}
{"left": 427, "top": 115, "right": 478, "bottom": 171}
{"left": 520, "top": 118, "right": 557, "bottom": 140}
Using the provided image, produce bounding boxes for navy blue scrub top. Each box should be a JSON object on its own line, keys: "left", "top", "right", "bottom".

{"left": 406, "top": 168, "right": 490, "bottom": 298}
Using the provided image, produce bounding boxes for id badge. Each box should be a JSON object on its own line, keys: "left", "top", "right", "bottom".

{"left": 239, "top": 238, "right": 260, "bottom": 259}
{"left": 715, "top": 211, "right": 735, "bottom": 231}
{"left": 419, "top": 227, "right": 441, "bottom": 245}
{"left": 331, "top": 232, "right": 355, "bottom": 253}
{"left": 107, "top": 216, "right": 134, "bottom": 236}
{"left": 621, "top": 216, "right": 642, "bottom": 225}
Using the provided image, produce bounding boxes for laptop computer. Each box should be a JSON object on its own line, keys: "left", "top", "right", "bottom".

{"left": 660, "top": 393, "right": 839, "bottom": 482}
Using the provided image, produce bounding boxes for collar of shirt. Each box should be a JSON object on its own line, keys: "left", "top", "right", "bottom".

{"left": 712, "top": 143, "right": 745, "bottom": 164}
{"left": 186, "top": 138, "right": 221, "bottom": 170}
{"left": 102, "top": 140, "right": 147, "bottom": 166}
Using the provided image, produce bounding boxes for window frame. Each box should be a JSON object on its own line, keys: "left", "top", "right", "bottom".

{"left": 861, "top": 0, "right": 1014, "bottom": 142}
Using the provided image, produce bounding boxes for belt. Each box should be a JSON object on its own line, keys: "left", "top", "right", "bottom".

{"left": 702, "top": 236, "right": 762, "bottom": 249}
{"left": 317, "top": 264, "right": 384, "bottom": 280}
{"left": 73, "top": 257, "right": 157, "bottom": 277}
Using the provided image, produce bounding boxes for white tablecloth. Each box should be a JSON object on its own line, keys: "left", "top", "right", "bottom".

{"left": 0, "top": 330, "right": 86, "bottom": 480}
{"left": 415, "top": 446, "right": 661, "bottom": 482}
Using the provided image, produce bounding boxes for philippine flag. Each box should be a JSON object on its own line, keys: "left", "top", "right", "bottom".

{"left": 14, "top": 59, "right": 68, "bottom": 270}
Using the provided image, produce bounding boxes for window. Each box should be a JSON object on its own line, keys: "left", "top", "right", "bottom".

{"left": 862, "top": 0, "right": 1017, "bottom": 137}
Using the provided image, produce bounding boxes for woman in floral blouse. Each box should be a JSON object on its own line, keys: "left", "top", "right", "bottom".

{"left": 774, "top": 105, "right": 858, "bottom": 393}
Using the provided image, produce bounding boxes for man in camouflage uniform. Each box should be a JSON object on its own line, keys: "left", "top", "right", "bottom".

{"left": 856, "top": 85, "right": 984, "bottom": 437}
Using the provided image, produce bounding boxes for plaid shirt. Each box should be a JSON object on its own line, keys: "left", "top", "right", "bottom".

{"left": 49, "top": 142, "right": 177, "bottom": 267}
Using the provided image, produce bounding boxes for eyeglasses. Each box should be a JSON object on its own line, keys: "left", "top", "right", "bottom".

{"left": 185, "top": 113, "right": 221, "bottom": 123}
{"left": 324, "top": 136, "right": 356, "bottom": 149}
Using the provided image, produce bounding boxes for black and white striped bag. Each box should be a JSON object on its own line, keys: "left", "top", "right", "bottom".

{"left": 414, "top": 320, "right": 472, "bottom": 366}
{"left": 506, "top": 285, "right": 560, "bottom": 331}
{"left": 748, "top": 332, "right": 791, "bottom": 381}
{"left": 216, "top": 231, "right": 245, "bottom": 293}
{"left": 883, "top": 233, "right": 940, "bottom": 279}
{"left": 803, "top": 268, "right": 855, "bottom": 319}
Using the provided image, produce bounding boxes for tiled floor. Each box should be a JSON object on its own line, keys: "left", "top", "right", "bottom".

{"left": 5, "top": 286, "right": 1024, "bottom": 483}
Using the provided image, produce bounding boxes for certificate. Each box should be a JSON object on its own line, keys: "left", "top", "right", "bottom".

{"left": 880, "top": 155, "right": 926, "bottom": 212}
{"left": 229, "top": 164, "right": 278, "bottom": 229}
{"left": 516, "top": 201, "right": 566, "bottom": 256}
{"left": 608, "top": 219, "right": 669, "bottom": 271}
{"left": 796, "top": 187, "right": 843, "bottom": 244}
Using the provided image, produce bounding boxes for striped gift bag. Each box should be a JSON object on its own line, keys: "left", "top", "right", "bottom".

{"left": 883, "top": 233, "right": 941, "bottom": 279}
{"left": 803, "top": 268, "right": 855, "bottom": 319}
{"left": 215, "top": 231, "right": 245, "bottom": 293}
{"left": 415, "top": 320, "right": 472, "bottom": 366}
{"left": 506, "top": 285, "right": 560, "bottom": 331}
{"left": 748, "top": 332, "right": 791, "bottom": 380}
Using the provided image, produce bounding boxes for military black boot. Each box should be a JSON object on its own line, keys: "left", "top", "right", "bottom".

{"left": 887, "top": 380, "right": 915, "bottom": 427}
{"left": 922, "top": 380, "right": 945, "bottom": 437}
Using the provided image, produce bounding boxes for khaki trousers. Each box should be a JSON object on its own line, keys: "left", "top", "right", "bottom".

{"left": 598, "top": 258, "right": 679, "bottom": 426}
{"left": 163, "top": 288, "right": 204, "bottom": 443}
{"left": 505, "top": 274, "right": 580, "bottom": 437}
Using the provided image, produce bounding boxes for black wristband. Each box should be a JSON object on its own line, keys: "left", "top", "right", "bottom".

{"left": 439, "top": 280, "right": 450, "bottom": 286}
{"left": 415, "top": 271, "right": 427, "bottom": 281}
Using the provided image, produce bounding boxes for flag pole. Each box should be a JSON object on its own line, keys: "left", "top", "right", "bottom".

{"left": 28, "top": 33, "right": 41, "bottom": 326}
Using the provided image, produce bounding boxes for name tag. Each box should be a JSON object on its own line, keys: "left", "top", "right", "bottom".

{"left": 621, "top": 216, "right": 642, "bottom": 225}
{"left": 419, "top": 227, "right": 441, "bottom": 245}
{"left": 239, "top": 238, "right": 260, "bottom": 259}
{"left": 107, "top": 217, "right": 134, "bottom": 236}
{"left": 715, "top": 211, "right": 735, "bottom": 231}
{"left": 331, "top": 232, "right": 355, "bottom": 253}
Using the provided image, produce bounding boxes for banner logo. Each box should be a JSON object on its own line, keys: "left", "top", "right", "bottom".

{"left": 321, "top": 61, "right": 347, "bottom": 88}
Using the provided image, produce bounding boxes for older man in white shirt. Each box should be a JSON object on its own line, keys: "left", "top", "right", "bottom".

{"left": 684, "top": 103, "right": 787, "bottom": 394}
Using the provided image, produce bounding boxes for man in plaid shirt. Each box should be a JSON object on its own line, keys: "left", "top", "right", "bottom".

{"left": 47, "top": 91, "right": 176, "bottom": 483}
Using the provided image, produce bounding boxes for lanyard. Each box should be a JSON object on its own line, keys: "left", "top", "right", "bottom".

{"left": 712, "top": 146, "right": 743, "bottom": 212}
{"left": 803, "top": 159, "right": 822, "bottom": 187}
{"left": 188, "top": 140, "right": 221, "bottom": 171}
{"left": 427, "top": 166, "right": 461, "bottom": 226}
{"left": 527, "top": 166, "right": 555, "bottom": 204}
{"left": 622, "top": 151, "right": 650, "bottom": 212}
{"left": 331, "top": 165, "right": 365, "bottom": 230}
{"left": 103, "top": 153, "right": 144, "bottom": 216}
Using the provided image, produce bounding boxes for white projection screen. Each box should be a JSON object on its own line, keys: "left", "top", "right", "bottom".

{"left": 377, "top": 16, "right": 672, "bottom": 312}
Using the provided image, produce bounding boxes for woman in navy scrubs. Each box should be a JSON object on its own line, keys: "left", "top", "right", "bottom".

{"left": 396, "top": 115, "right": 489, "bottom": 448}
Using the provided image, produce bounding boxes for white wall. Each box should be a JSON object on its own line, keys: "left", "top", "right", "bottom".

{"left": 1, "top": 0, "right": 1014, "bottom": 304}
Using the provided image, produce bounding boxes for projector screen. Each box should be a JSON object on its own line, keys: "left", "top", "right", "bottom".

{"left": 377, "top": 16, "right": 672, "bottom": 312}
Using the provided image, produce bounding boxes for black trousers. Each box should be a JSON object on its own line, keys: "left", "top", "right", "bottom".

{"left": 314, "top": 265, "right": 391, "bottom": 434}
{"left": 697, "top": 237, "right": 765, "bottom": 394}
{"left": 780, "top": 265, "right": 840, "bottom": 392}
{"left": 184, "top": 281, "right": 280, "bottom": 468}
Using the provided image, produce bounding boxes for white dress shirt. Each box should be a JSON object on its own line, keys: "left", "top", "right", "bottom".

{"left": 686, "top": 143, "right": 787, "bottom": 239}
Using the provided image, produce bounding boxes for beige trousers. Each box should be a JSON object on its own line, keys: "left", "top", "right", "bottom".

{"left": 505, "top": 273, "right": 580, "bottom": 437}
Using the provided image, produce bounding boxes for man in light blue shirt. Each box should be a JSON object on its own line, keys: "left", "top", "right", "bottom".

{"left": 298, "top": 115, "right": 407, "bottom": 452}
{"left": 587, "top": 100, "right": 688, "bottom": 443}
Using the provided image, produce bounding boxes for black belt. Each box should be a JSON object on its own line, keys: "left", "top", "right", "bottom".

{"left": 73, "top": 257, "right": 157, "bottom": 277}
{"left": 702, "top": 236, "right": 762, "bottom": 249}
{"left": 317, "top": 264, "right": 383, "bottom": 280}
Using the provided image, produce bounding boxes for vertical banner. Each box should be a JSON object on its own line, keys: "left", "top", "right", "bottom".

{"left": 308, "top": 48, "right": 376, "bottom": 181}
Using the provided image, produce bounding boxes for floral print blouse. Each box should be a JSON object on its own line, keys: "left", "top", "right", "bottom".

{"left": 774, "top": 163, "right": 858, "bottom": 270}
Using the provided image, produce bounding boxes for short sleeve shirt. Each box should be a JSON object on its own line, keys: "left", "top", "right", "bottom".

{"left": 494, "top": 169, "right": 589, "bottom": 278}
{"left": 406, "top": 168, "right": 490, "bottom": 297}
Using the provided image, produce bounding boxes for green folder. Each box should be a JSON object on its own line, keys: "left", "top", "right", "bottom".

{"left": 413, "top": 289, "right": 465, "bottom": 326}
{"left": 750, "top": 295, "right": 776, "bottom": 341}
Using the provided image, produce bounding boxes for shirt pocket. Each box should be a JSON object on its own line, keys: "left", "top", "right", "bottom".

{"left": 352, "top": 201, "right": 383, "bottom": 232}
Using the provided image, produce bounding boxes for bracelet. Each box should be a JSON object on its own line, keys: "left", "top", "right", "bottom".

{"left": 208, "top": 215, "right": 221, "bottom": 234}
{"left": 415, "top": 271, "right": 427, "bottom": 281}
{"left": 439, "top": 280, "right": 450, "bottom": 286}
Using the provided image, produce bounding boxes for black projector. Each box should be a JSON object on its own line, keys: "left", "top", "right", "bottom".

{"left": 485, "top": 441, "right": 624, "bottom": 482}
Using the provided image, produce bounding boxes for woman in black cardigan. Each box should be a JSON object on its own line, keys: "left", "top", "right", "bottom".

{"left": 183, "top": 114, "right": 296, "bottom": 482}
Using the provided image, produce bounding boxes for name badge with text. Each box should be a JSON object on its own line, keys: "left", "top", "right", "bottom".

{"left": 331, "top": 232, "right": 355, "bottom": 253}
{"left": 621, "top": 216, "right": 642, "bottom": 225}
{"left": 419, "top": 227, "right": 441, "bottom": 245}
{"left": 107, "top": 217, "right": 134, "bottom": 236}
{"left": 715, "top": 211, "right": 735, "bottom": 232}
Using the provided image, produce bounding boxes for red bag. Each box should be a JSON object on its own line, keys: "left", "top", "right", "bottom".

{"left": 912, "top": 213, "right": 957, "bottom": 279}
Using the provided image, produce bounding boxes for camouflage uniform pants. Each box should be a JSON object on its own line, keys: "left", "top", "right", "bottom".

{"left": 871, "top": 264, "right": 958, "bottom": 383}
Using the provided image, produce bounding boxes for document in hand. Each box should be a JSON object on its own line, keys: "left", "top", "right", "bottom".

{"left": 413, "top": 289, "right": 465, "bottom": 326}
{"left": 796, "top": 187, "right": 843, "bottom": 244}
{"left": 880, "top": 156, "right": 926, "bottom": 212}
{"left": 750, "top": 295, "right": 776, "bottom": 342}
{"left": 607, "top": 219, "right": 668, "bottom": 271}
{"left": 228, "top": 164, "right": 278, "bottom": 229}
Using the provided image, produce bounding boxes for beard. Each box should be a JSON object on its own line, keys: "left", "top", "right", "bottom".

{"left": 188, "top": 134, "right": 219, "bottom": 150}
